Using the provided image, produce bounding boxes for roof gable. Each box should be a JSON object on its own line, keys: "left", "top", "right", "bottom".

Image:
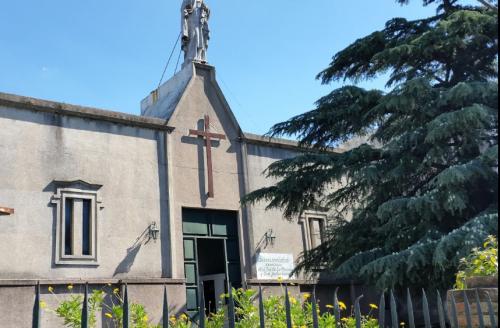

{"left": 140, "top": 63, "right": 242, "bottom": 136}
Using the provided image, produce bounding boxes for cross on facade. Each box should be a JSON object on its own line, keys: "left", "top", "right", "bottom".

{"left": 189, "top": 115, "right": 226, "bottom": 198}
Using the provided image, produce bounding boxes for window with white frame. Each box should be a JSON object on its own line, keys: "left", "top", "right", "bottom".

{"left": 301, "top": 212, "right": 328, "bottom": 251}
{"left": 51, "top": 180, "right": 103, "bottom": 266}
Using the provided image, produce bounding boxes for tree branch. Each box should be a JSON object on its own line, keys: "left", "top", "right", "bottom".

{"left": 477, "top": 0, "right": 498, "bottom": 10}
{"left": 443, "top": 0, "right": 454, "bottom": 12}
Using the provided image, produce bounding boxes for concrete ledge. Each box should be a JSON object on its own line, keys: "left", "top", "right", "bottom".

{"left": 247, "top": 279, "right": 312, "bottom": 286}
{"left": 246, "top": 278, "right": 361, "bottom": 286}
{"left": 0, "top": 92, "right": 175, "bottom": 132}
{"left": 120, "top": 278, "right": 186, "bottom": 285}
{"left": 242, "top": 133, "right": 345, "bottom": 153}
{"left": 242, "top": 133, "right": 301, "bottom": 150}
{"left": 0, "top": 278, "right": 185, "bottom": 287}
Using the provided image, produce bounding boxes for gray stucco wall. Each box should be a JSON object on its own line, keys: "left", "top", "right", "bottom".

{"left": 244, "top": 143, "right": 307, "bottom": 281}
{"left": 0, "top": 105, "right": 168, "bottom": 280}
{"left": 0, "top": 105, "right": 183, "bottom": 326}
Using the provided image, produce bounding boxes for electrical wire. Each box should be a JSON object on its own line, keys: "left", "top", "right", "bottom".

{"left": 158, "top": 32, "right": 181, "bottom": 89}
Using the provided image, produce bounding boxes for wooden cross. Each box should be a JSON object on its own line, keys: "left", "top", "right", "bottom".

{"left": 189, "top": 115, "right": 226, "bottom": 198}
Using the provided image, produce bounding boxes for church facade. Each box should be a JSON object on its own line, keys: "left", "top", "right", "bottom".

{"left": 0, "top": 1, "right": 343, "bottom": 326}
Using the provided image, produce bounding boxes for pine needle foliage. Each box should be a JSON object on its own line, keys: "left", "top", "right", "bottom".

{"left": 242, "top": 0, "right": 498, "bottom": 289}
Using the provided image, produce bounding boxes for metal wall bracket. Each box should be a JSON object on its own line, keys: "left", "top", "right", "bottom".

{"left": 0, "top": 207, "right": 14, "bottom": 215}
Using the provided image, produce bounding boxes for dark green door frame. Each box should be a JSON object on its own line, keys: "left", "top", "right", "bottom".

{"left": 182, "top": 208, "right": 242, "bottom": 315}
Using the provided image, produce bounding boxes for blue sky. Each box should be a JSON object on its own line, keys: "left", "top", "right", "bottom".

{"left": 1, "top": 1, "right": 451, "bottom": 134}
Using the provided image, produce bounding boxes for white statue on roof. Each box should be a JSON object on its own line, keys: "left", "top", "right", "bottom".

{"left": 181, "top": 0, "right": 210, "bottom": 65}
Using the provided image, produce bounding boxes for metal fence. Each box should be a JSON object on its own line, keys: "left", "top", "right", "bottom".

{"left": 31, "top": 282, "right": 498, "bottom": 328}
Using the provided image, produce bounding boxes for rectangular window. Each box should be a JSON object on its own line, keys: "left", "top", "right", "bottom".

{"left": 301, "top": 214, "right": 328, "bottom": 251}
{"left": 64, "top": 198, "right": 73, "bottom": 255}
{"left": 53, "top": 181, "right": 102, "bottom": 266}
{"left": 309, "top": 218, "right": 325, "bottom": 249}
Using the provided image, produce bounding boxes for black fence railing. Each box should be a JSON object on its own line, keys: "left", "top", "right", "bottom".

{"left": 30, "top": 282, "right": 498, "bottom": 328}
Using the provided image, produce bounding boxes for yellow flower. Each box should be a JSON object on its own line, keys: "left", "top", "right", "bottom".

{"left": 48, "top": 286, "right": 54, "bottom": 293}
{"left": 277, "top": 276, "right": 284, "bottom": 283}
{"left": 290, "top": 296, "right": 297, "bottom": 305}
{"left": 341, "top": 318, "right": 349, "bottom": 322}
{"left": 113, "top": 288, "right": 120, "bottom": 294}
{"left": 302, "top": 293, "right": 311, "bottom": 300}
{"left": 39, "top": 301, "right": 47, "bottom": 309}
{"left": 105, "top": 313, "right": 113, "bottom": 319}
{"left": 67, "top": 285, "right": 73, "bottom": 291}
{"left": 326, "top": 304, "right": 334, "bottom": 309}
{"left": 369, "top": 303, "right": 378, "bottom": 310}
{"left": 169, "top": 316, "right": 177, "bottom": 324}
{"left": 142, "top": 315, "right": 148, "bottom": 322}
{"left": 180, "top": 314, "right": 189, "bottom": 321}
{"left": 338, "top": 301, "right": 347, "bottom": 311}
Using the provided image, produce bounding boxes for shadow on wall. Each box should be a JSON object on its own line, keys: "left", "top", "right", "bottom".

{"left": 251, "top": 229, "right": 277, "bottom": 272}
{"left": 113, "top": 227, "right": 152, "bottom": 276}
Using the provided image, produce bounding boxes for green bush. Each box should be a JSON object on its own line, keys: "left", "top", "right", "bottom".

{"left": 455, "top": 235, "right": 498, "bottom": 289}
{"left": 43, "top": 284, "right": 383, "bottom": 328}
{"left": 43, "top": 285, "right": 160, "bottom": 328}
{"left": 169, "top": 287, "right": 379, "bottom": 328}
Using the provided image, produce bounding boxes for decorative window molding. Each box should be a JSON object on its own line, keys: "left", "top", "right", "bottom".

{"left": 51, "top": 180, "right": 103, "bottom": 266}
{"left": 300, "top": 211, "right": 328, "bottom": 252}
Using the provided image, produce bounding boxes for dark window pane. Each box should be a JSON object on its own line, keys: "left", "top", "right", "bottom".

{"left": 82, "top": 199, "right": 91, "bottom": 255}
{"left": 186, "top": 288, "right": 198, "bottom": 311}
{"left": 185, "top": 263, "right": 197, "bottom": 285}
{"left": 182, "top": 218, "right": 209, "bottom": 235}
{"left": 182, "top": 208, "right": 210, "bottom": 235}
{"left": 64, "top": 199, "right": 73, "bottom": 255}
{"left": 211, "top": 212, "right": 238, "bottom": 237}
{"left": 228, "top": 263, "right": 241, "bottom": 285}
{"left": 226, "top": 239, "right": 240, "bottom": 261}
{"left": 184, "top": 239, "right": 196, "bottom": 260}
